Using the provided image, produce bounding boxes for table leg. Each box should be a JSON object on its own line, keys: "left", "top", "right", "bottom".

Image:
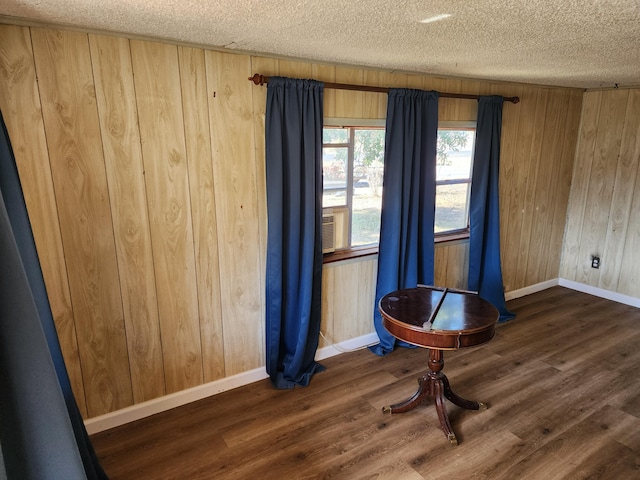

{"left": 382, "top": 348, "right": 486, "bottom": 445}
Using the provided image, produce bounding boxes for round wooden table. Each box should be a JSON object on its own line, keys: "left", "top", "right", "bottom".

{"left": 379, "top": 286, "right": 499, "bottom": 445}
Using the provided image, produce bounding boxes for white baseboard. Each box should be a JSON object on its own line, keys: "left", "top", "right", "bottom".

{"left": 315, "top": 332, "right": 379, "bottom": 360}
{"left": 505, "top": 278, "right": 559, "bottom": 301}
{"left": 558, "top": 278, "right": 640, "bottom": 308}
{"left": 87, "top": 279, "right": 639, "bottom": 435}
{"left": 85, "top": 332, "right": 379, "bottom": 435}
{"left": 84, "top": 367, "right": 268, "bottom": 435}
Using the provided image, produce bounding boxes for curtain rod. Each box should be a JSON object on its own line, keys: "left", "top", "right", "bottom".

{"left": 248, "top": 74, "right": 520, "bottom": 104}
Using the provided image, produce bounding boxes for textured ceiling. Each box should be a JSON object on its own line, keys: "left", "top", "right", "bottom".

{"left": 2, "top": 0, "right": 639, "bottom": 89}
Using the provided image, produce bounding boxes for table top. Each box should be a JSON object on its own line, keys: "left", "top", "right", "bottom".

{"left": 379, "top": 286, "right": 499, "bottom": 350}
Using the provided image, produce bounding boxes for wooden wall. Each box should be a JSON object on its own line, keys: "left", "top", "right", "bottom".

{"left": 561, "top": 88, "right": 640, "bottom": 297}
{"left": 0, "top": 23, "right": 583, "bottom": 418}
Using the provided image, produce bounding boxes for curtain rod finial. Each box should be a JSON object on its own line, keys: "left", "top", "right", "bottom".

{"left": 249, "top": 73, "right": 268, "bottom": 86}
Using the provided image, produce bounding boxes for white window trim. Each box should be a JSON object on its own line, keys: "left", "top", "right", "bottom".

{"left": 322, "top": 119, "right": 477, "bottom": 260}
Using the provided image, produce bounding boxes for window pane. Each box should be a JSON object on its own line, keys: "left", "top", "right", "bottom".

{"left": 323, "top": 127, "right": 348, "bottom": 144}
{"left": 436, "top": 130, "right": 475, "bottom": 181}
{"left": 351, "top": 129, "right": 384, "bottom": 246}
{"left": 352, "top": 188, "right": 381, "bottom": 246}
{"left": 323, "top": 189, "right": 347, "bottom": 208}
{"left": 353, "top": 128, "right": 385, "bottom": 195}
{"left": 323, "top": 146, "right": 347, "bottom": 190}
{"left": 435, "top": 183, "right": 470, "bottom": 233}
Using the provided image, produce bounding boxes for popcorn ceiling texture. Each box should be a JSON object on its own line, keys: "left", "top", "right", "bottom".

{"left": 1, "top": 0, "right": 639, "bottom": 88}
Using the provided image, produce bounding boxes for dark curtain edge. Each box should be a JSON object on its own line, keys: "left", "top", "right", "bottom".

{"left": 0, "top": 110, "right": 107, "bottom": 479}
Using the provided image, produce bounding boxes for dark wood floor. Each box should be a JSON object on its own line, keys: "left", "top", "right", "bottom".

{"left": 91, "top": 287, "right": 640, "bottom": 479}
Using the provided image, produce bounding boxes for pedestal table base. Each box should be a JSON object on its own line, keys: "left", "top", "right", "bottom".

{"left": 382, "top": 348, "right": 487, "bottom": 445}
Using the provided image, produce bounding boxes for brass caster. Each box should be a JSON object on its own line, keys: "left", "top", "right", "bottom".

{"left": 382, "top": 405, "right": 392, "bottom": 414}
{"left": 478, "top": 402, "right": 488, "bottom": 411}
{"left": 447, "top": 433, "right": 458, "bottom": 446}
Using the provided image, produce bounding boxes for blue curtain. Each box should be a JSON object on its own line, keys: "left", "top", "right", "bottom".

{"left": 0, "top": 111, "right": 107, "bottom": 478}
{"left": 468, "top": 96, "right": 515, "bottom": 322}
{"left": 369, "top": 89, "right": 439, "bottom": 356}
{"left": 265, "top": 77, "right": 326, "bottom": 388}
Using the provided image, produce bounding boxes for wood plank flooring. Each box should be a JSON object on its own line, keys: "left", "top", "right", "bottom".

{"left": 91, "top": 287, "right": 640, "bottom": 479}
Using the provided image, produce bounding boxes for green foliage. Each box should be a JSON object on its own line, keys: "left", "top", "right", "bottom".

{"left": 437, "top": 130, "right": 469, "bottom": 166}
{"left": 353, "top": 129, "right": 385, "bottom": 167}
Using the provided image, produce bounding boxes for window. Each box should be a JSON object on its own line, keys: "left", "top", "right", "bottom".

{"left": 435, "top": 123, "right": 476, "bottom": 235}
{"left": 322, "top": 120, "right": 476, "bottom": 256}
{"left": 322, "top": 120, "right": 385, "bottom": 253}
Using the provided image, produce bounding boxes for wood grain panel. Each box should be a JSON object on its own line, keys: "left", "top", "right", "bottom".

{"left": 434, "top": 242, "right": 469, "bottom": 289}
{"left": 320, "top": 266, "right": 335, "bottom": 348}
{"left": 311, "top": 64, "right": 336, "bottom": 117}
{"left": 619, "top": 202, "right": 640, "bottom": 297}
{"left": 496, "top": 83, "right": 524, "bottom": 277}
{"left": 434, "top": 244, "right": 449, "bottom": 287}
{"left": 335, "top": 67, "right": 364, "bottom": 118}
{"left": 442, "top": 78, "right": 464, "bottom": 120}
{"left": 277, "top": 59, "right": 312, "bottom": 79}
{"left": 502, "top": 86, "right": 539, "bottom": 291}
{"left": 205, "top": 50, "right": 263, "bottom": 375}
{"left": 321, "top": 258, "right": 377, "bottom": 346}
{"left": 525, "top": 90, "right": 568, "bottom": 284}
{"left": 355, "top": 258, "right": 377, "bottom": 338}
{"left": 562, "top": 88, "right": 640, "bottom": 298}
{"left": 0, "top": 25, "right": 87, "bottom": 416}
{"left": 89, "top": 34, "right": 166, "bottom": 403}
{"left": 444, "top": 242, "right": 469, "bottom": 289}
{"left": 31, "top": 28, "right": 132, "bottom": 417}
{"left": 457, "top": 80, "right": 483, "bottom": 121}
{"left": 574, "top": 90, "right": 629, "bottom": 285}
{"left": 600, "top": 90, "right": 640, "bottom": 292}
{"left": 362, "top": 70, "right": 384, "bottom": 119}
{"left": 406, "top": 73, "right": 425, "bottom": 90}
{"left": 379, "top": 71, "right": 409, "bottom": 91}
{"left": 250, "top": 55, "right": 277, "bottom": 358}
{"left": 177, "top": 45, "right": 225, "bottom": 383}
{"left": 130, "top": 39, "right": 203, "bottom": 393}
{"left": 515, "top": 89, "right": 548, "bottom": 288}
{"left": 545, "top": 91, "right": 582, "bottom": 280}
{"left": 560, "top": 91, "right": 602, "bottom": 279}
{"left": 331, "top": 261, "right": 361, "bottom": 342}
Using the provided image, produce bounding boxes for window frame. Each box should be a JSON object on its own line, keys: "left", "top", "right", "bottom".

{"left": 322, "top": 119, "right": 386, "bottom": 254}
{"left": 434, "top": 121, "right": 477, "bottom": 240}
{"left": 322, "top": 119, "right": 476, "bottom": 264}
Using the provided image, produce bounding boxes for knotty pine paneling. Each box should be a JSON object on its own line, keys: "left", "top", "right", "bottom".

{"left": 31, "top": 28, "right": 133, "bottom": 417}
{"left": 322, "top": 258, "right": 378, "bottom": 345}
{"left": 130, "top": 39, "right": 204, "bottom": 393}
{"left": 206, "top": 51, "right": 264, "bottom": 375}
{"left": 0, "top": 23, "right": 585, "bottom": 419}
{"left": 562, "top": 88, "right": 640, "bottom": 298}
{"left": 89, "top": 34, "right": 166, "bottom": 404}
{"left": 0, "top": 25, "right": 87, "bottom": 417}
{"left": 545, "top": 92, "right": 583, "bottom": 280}
{"left": 177, "top": 46, "right": 225, "bottom": 383}
{"left": 501, "top": 87, "right": 583, "bottom": 292}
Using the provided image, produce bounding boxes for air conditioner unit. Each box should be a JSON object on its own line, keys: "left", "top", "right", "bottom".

{"left": 322, "top": 212, "right": 335, "bottom": 253}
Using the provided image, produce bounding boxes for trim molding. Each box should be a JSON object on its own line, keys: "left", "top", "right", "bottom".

{"left": 558, "top": 278, "right": 640, "bottom": 308}
{"left": 505, "top": 278, "right": 559, "bottom": 301}
{"left": 84, "top": 367, "right": 269, "bottom": 435}
{"left": 84, "top": 332, "right": 379, "bottom": 434}
{"left": 86, "top": 280, "right": 640, "bottom": 434}
{"left": 315, "top": 332, "right": 379, "bottom": 360}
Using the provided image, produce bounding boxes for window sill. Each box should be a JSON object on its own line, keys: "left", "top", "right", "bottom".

{"left": 323, "top": 245, "right": 378, "bottom": 265}
{"left": 323, "top": 230, "right": 469, "bottom": 265}
{"left": 435, "top": 229, "right": 470, "bottom": 244}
